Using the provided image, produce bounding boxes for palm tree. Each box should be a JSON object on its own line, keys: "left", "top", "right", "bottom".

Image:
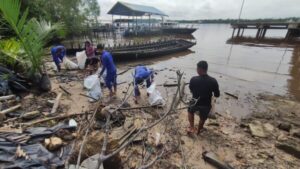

{"left": 0, "top": 0, "right": 63, "bottom": 75}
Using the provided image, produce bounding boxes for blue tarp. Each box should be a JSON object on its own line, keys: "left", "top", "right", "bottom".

{"left": 108, "top": 1, "right": 168, "bottom": 16}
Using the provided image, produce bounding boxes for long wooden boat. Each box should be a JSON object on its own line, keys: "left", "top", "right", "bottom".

{"left": 107, "top": 39, "right": 196, "bottom": 60}
{"left": 162, "top": 28, "right": 197, "bottom": 34}
{"left": 65, "top": 39, "right": 196, "bottom": 60}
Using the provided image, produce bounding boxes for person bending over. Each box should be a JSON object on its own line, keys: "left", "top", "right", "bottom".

{"left": 187, "top": 60, "right": 220, "bottom": 134}
{"left": 133, "top": 65, "right": 154, "bottom": 104}
{"left": 51, "top": 45, "right": 66, "bottom": 72}
{"left": 97, "top": 44, "right": 117, "bottom": 97}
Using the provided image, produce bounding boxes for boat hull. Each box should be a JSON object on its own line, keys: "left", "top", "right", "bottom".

{"left": 162, "top": 28, "right": 197, "bottom": 34}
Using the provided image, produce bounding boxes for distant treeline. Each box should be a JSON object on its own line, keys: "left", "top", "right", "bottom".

{"left": 170, "top": 17, "right": 300, "bottom": 24}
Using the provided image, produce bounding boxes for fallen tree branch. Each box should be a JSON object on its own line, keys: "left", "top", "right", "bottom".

{"left": 0, "top": 95, "right": 16, "bottom": 101}
{"left": 158, "top": 82, "right": 189, "bottom": 87}
{"left": 119, "top": 104, "right": 162, "bottom": 111}
{"left": 137, "top": 149, "right": 165, "bottom": 169}
{"left": 21, "top": 112, "right": 93, "bottom": 127}
{"left": 79, "top": 93, "right": 97, "bottom": 101}
{"left": 95, "top": 71, "right": 184, "bottom": 169}
{"left": 50, "top": 93, "right": 62, "bottom": 114}
{"left": 0, "top": 104, "right": 21, "bottom": 115}
{"left": 117, "top": 68, "right": 131, "bottom": 75}
{"left": 224, "top": 92, "right": 238, "bottom": 99}
{"left": 59, "top": 85, "right": 71, "bottom": 95}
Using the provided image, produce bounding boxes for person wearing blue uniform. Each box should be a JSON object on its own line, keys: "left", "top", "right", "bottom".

{"left": 97, "top": 44, "right": 117, "bottom": 97}
{"left": 51, "top": 45, "right": 66, "bottom": 72}
{"left": 133, "top": 65, "right": 154, "bottom": 104}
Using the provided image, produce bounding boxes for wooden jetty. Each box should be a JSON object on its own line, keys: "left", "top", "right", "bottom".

{"left": 231, "top": 22, "right": 300, "bottom": 39}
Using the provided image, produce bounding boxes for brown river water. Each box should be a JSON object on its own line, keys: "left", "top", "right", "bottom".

{"left": 68, "top": 24, "right": 300, "bottom": 117}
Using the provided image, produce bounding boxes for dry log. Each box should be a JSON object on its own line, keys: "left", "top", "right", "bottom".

{"left": 80, "top": 93, "right": 97, "bottom": 101}
{"left": 117, "top": 68, "right": 131, "bottom": 75}
{"left": 119, "top": 104, "right": 162, "bottom": 111}
{"left": 59, "top": 85, "right": 71, "bottom": 95}
{"left": 0, "top": 104, "right": 21, "bottom": 115}
{"left": 0, "top": 95, "right": 16, "bottom": 101}
{"left": 50, "top": 93, "right": 62, "bottom": 114}
{"left": 224, "top": 92, "right": 238, "bottom": 99}
{"left": 22, "top": 112, "right": 93, "bottom": 127}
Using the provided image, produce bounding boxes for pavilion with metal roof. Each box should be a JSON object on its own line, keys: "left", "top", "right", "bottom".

{"left": 107, "top": 1, "right": 168, "bottom": 35}
{"left": 108, "top": 1, "right": 168, "bottom": 17}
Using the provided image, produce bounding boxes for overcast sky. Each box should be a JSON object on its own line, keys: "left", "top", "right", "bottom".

{"left": 98, "top": 0, "right": 300, "bottom": 20}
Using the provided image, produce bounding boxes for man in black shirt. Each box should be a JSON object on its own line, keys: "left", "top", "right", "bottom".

{"left": 187, "top": 61, "right": 220, "bottom": 134}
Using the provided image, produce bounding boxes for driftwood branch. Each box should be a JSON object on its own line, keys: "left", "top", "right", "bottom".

{"left": 224, "top": 92, "right": 238, "bottom": 99}
{"left": 137, "top": 149, "right": 165, "bottom": 169}
{"left": 79, "top": 93, "right": 97, "bottom": 101}
{"left": 59, "top": 85, "right": 71, "bottom": 95}
{"left": 0, "top": 104, "right": 21, "bottom": 115}
{"left": 75, "top": 102, "right": 102, "bottom": 169}
{"left": 95, "top": 71, "right": 185, "bottom": 169}
{"left": 0, "top": 95, "right": 16, "bottom": 101}
{"left": 21, "top": 112, "right": 93, "bottom": 127}
{"left": 117, "top": 68, "right": 131, "bottom": 75}
{"left": 50, "top": 93, "right": 62, "bottom": 114}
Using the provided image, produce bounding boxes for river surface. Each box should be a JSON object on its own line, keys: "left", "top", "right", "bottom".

{"left": 69, "top": 24, "right": 300, "bottom": 117}
{"left": 114, "top": 24, "right": 299, "bottom": 117}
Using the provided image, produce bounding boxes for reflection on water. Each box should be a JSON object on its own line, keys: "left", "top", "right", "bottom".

{"left": 130, "top": 24, "right": 299, "bottom": 101}
{"left": 68, "top": 24, "right": 300, "bottom": 101}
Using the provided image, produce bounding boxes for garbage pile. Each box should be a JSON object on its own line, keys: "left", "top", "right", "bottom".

{"left": 0, "top": 91, "right": 81, "bottom": 169}
{"left": 0, "top": 66, "right": 30, "bottom": 95}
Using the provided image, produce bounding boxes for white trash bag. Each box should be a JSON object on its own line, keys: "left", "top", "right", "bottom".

{"left": 147, "top": 83, "right": 165, "bottom": 106}
{"left": 63, "top": 57, "right": 79, "bottom": 70}
{"left": 76, "top": 51, "right": 87, "bottom": 69}
{"left": 96, "top": 67, "right": 107, "bottom": 84}
{"left": 84, "top": 74, "right": 102, "bottom": 101}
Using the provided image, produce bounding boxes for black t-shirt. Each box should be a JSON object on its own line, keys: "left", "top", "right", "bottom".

{"left": 189, "top": 74, "right": 220, "bottom": 107}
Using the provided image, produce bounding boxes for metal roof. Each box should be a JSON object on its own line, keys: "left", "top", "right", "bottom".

{"left": 108, "top": 1, "right": 168, "bottom": 17}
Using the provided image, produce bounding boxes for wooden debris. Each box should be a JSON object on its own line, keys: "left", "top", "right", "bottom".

{"left": 22, "top": 112, "right": 92, "bottom": 126}
{"left": 21, "top": 111, "right": 40, "bottom": 120}
{"left": 50, "top": 93, "right": 62, "bottom": 114}
{"left": 224, "top": 92, "right": 238, "bottom": 99}
{"left": 80, "top": 93, "right": 97, "bottom": 101}
{"left": 157, "top": 82, "right": 189, "bottom": 87}
{"left": 59, "top": 85, "right": 71, "bottom": 95}
{"left": 117, "top": 68, "right": 131, "bottom": 75}
{"left": 0, "top": 104, "right": 21, "bottom": 115}
{"left": 0, "top": 95, "right": 16, "bottom": 101}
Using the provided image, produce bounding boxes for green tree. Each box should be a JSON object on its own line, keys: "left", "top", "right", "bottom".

{"left": 84, "top": 0, "right": 101, "bottom": 27}
{"left": 0, "top": 0, "right": 63, "bottom": 75}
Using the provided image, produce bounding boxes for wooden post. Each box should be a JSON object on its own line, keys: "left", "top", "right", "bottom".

{"left": 149, "top": 15, "right": 151, "bottom": 30}
{"left": 256, "top": 28, "right": 261, "bottom": 39}
{"left": 285, "top": 29, "right": 291, "bottom": 40}
{"left": 241, "top": 28, "right": 245, "bottom": 37}
{"left": 262, "top": 28, "right": 267, "bottom": 38}
{"left": 237, "top": 28, "right": 241, "bottom": 37}
{"left": 232, "top": 28, "right": 236, "bottom": 38}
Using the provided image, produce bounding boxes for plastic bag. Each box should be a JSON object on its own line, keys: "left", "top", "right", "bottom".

{"left": 96, "top": 67, "right": 107, "bottom": 84}
{"left": 147, "top": 83, "right": 165, "bottom": 106}
{"left": 63, "top": 57, "right": 78, "bottom": 70}
{"left": 76, "top": 51, "right": 87, "bottom": 69}
{"left": 84, "top": 74, "right": 102, "bottom": 101}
